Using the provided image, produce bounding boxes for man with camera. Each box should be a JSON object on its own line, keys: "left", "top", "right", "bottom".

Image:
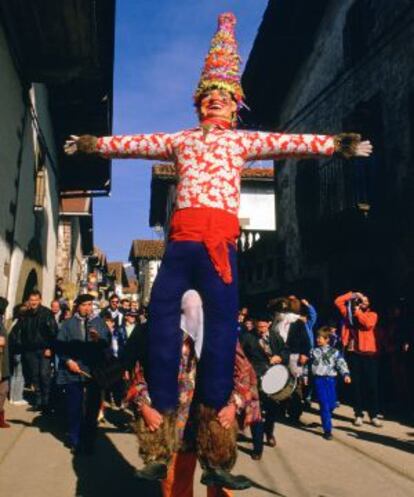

{"left": 335, "top": 291, "right": 381, "bottom": 427}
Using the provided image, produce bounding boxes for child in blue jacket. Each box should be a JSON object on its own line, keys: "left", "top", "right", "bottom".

{"left": 304, "top": 326, "right": 351, "bottom": 439}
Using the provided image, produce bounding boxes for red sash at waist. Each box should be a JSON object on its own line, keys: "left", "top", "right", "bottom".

{"left": 169, "top": 208, "right": 240, "bottom": 284}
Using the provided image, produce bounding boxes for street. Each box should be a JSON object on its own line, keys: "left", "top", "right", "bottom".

{"left": 1, "top": 2, "right": 414, "bottom": 497}
{"left": 1, "top": 402, "right": 413, "bottom": 497}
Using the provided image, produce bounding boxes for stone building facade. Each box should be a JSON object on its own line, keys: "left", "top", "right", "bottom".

{"left": 242, "top": 0, "right": 414, "bottom": 308}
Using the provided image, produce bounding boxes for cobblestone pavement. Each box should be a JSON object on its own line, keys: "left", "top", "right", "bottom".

{"left": 1, "top": 401, "right": 413, "bottom": 497}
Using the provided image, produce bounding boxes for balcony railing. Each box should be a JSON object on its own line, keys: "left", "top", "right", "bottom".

{"left": 237, "top": 229, "right": 279, "bottom": 252}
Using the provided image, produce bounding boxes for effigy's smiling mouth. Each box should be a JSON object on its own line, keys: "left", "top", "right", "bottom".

{"left": 208, "top": 102, "right": 224, "bottom": 110}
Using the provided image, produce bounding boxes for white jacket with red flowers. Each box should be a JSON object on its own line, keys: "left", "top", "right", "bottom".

{"left": 95, "top": 126, "right": 335, "bottom": 216}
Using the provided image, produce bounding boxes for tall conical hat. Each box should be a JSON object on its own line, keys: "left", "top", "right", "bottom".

{"left": 194, "top": 12, "right": 244, "bottom": 106}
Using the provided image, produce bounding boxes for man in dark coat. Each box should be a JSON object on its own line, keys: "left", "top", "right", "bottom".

{"left": 18, "top": 290, "right": 58, "bottom": 412}
{"left": 56, "top": 294, "right": 110, "bottom": 454}
{"left": 100, "top": 293, "right": 124, "bottom": 329}
{"left": 240, "top": 313, "right": 289, "bottom": 459}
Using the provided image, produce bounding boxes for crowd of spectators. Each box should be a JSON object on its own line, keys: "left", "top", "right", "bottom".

{"left": 236, "top": 291, "right": 414, "bottom": 454}
{"left": 0, "top": 287, "right": 413, "bottom": 495}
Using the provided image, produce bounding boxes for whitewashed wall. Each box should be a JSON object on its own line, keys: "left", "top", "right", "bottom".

{"left": 239, "top": 184, "right": 276, "bottom": 231}
{"left": 138, "top": 259, "right": 162, "bottom": 306}
{"left": 0, "top": 24, "right": 59, "bottom": 318}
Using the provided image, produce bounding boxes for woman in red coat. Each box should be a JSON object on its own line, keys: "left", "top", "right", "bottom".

{"left": 335, "top": 291, "right": 382, "bottom": 427}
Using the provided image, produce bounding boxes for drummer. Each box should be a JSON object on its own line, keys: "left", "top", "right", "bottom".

{"left": 239, "top": 312, "right": 289, "bottom": 460}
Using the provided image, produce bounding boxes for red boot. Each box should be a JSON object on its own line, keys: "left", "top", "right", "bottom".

{"left": 0, "top": 410, "right": 10, "bottom": 428}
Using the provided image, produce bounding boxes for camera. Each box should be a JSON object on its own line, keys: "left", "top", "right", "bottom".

{"left": 350, "top": 297, "right": 362, "bottom": 313}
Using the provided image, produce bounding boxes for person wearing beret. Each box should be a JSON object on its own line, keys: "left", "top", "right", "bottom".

{"left": 55, "top": 294, "right": 111, "bottom": 454}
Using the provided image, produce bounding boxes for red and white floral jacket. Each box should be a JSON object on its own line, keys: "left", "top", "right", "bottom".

{"left": 96, "top": 125, "right": 335, "bottom": 216}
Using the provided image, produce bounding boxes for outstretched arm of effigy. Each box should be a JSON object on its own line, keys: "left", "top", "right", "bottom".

{"left": 242, "top": 131, "right": 372, "bottom": 161}
{"left": 64, "top": 132, "right": 176, "bottom": 160}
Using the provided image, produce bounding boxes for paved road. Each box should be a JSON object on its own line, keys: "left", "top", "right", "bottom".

{"left": 1, "top": 401, "right": 413, "bottom": 497}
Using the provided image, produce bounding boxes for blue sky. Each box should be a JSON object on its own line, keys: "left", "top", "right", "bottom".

{"left": 94, "top": 0, "right": 269, "bottom": 262}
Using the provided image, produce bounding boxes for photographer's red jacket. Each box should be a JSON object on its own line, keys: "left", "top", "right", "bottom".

{"left": 335, "top": 292, "right": 378, "bottom": 354}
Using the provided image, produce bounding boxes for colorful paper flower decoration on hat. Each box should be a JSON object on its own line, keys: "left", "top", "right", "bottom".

{"left": 194, "top": 12, "right": 244, "bottom": 107}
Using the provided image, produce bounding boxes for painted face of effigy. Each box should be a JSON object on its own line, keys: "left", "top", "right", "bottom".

{"left": 199, "top": 89, "right": 237, "bottom": 123}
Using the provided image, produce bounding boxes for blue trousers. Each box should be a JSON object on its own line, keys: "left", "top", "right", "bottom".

{"left": 314, "top": 376, "right": 337, "bottom": 434}
{"left": 147, "top": 241, "right": 239, "bottom": 411}
{"left": 65, "top": 382, "right": 101, "bottom": 448}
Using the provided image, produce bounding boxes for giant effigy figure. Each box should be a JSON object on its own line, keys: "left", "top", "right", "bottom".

{"left": 65, "top": 12, "right": 372, "bottom": 488}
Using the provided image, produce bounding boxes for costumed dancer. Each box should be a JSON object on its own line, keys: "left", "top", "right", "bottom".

{"left": 65, "top": 12, "right": 373, "bottom": 485}
{"left": 126, "top": 290, "right": 261, "bottom": 493}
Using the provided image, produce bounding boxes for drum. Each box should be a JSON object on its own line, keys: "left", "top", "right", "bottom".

{"left": 261, "top": 364, "right": 297, "bottom": 402}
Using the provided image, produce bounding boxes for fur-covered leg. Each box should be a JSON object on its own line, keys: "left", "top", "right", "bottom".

{"left": 197, "top": 404, "right": 237, "bottom": 471}
{"left": 134, "top": 410, "right": 177, "bottom": 481}
{"left": 197, "top": 404, "right": 251, "bottom": 490}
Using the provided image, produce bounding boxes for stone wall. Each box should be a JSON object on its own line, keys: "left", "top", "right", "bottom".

{"left": 243, "top": 0, "right": 414, "bottom": 307}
